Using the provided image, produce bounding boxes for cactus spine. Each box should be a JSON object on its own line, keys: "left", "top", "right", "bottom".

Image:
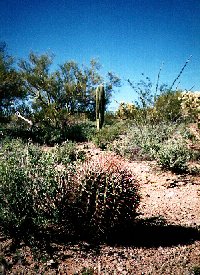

{"left": 96, "top": 84, "right": 105, "bottom": 130}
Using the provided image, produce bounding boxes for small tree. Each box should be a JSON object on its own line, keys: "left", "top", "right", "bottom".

{"left": 0, "top": 42, "right": 25, "bottom": 122}
{"left": 127, "top": 57, "right": 192, "bottom": 123}
{"left": 154, "top": 90, "right": 183, "bottom": 122}
{"left": 19, "top": 53, "right": 120, "bottom": 127}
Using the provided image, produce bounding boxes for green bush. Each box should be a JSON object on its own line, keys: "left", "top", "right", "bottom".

{"left": 110, "top": 122, "right": 179, "bottom": 160}
{"left": 62, "top": 121, "right": 96, "bottom": 143}
{"left": 1, "top": 120, "right": 96, "bottom": 145}
{"left": 157, "top": 138, "right": 191, "bottom": 173}
{"left": 191, "top": 266, "right": 200, "bottom": 275}
{"left": 54, "top": 141, "right": 86, "bottom": 165}
{"left": 0, "top": 139, "right": 141, "bottom": 243}
{"left": 104, "top": 111, "right": 116, "bottom": 125}
{"left": 75, "top": 267, "right": 95, "bottom": 275}
{"left": 154, "top": 90, "right": 182, "bottom": 122}
{"left": 0, "top": 139, "right": 74, "bottom": 241}
{"left": 73, "top": 153, "right": 140, "bottom": 238}
{"left": 54, "top": 140, "right": 77, "bottom": 165}
{"left": 92, "top": 121, "right": 129, "bottom": 149}
{"left": 109, "top": 122, "right": 195, "bottom": 173}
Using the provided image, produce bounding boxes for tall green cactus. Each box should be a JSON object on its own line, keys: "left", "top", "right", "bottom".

{"left": 96, "top": 84, "right": 105, "bottom": 130}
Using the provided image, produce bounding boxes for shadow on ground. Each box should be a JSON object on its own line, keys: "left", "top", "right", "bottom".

{"left": 2, "top": 216, "right": 200, "bottom": 261}
{"left": 31, "top": 216, "right": 200, "bottom": 256}
{"left": 106, "top": 216, "right": 200, "bottom": 248}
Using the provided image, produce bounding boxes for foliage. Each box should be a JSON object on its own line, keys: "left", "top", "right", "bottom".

{"left": 191, "top": 266, "right": 200, "bottom": 275}
{"left": 75, "top": 267, "right": 95, "bottom": 275}
{"left": 156, "top": 138, "right": 191, "bottom": 173}
{"left": 110, "top": 122, "right": 179, "bottom": 160}
{"left": 115, "top": 89, "right": 186, "bottom": 125}
{"left": 0, "top": 138, "right": 140, "bottom": 244}
{"left": 0, "top": 139, "right": 74, "bottom": 241}
{"left": 126, "top": 57, "right": 192, "bottom": 123}
{"left": 103, "top": 111, "right": 116, "bottom": 125}
{"left": 153, "top": 90, "right": 183, "bottom": 122}
{"left": 128, "top": 74, "right": 154, "bottom": 110}
{"left": 180, "top": 91, "right": 200, "bottom": 125}
{"left": 0, "top": 42, "right": 26, "bottom": 121}
{"left": 73, "top": 153, "right": 140, "bottom": 238}
{"left": 19, "top": 53, "right": 120, "bottom": 129}
{"left": 54, "top": 140, "right": 86, "bottom": 165}
{"left": 116, "top": 102, "right": 138, "bottom": 120}
{"left": 92, "top": 120, "right": 129, "bottom": 149}
{"left": 1, "top": 120, "right": 96, "bottom": 145}
{"left": 109, "top": 121, "right": 195, "bottom": 173}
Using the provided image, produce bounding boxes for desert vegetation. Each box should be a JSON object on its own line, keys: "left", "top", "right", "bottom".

{"left": 0, "top": 42, "right": 200, "bottom": 274}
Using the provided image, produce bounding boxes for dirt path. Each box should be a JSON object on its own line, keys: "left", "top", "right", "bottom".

{"left": 127, "top": 160, "right": 200, "bottom": 227}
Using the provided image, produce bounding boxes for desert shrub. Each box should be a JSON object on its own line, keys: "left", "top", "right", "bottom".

{"left": 156, "top": 138, "right": 191, "bottom": 173}
{"left": 115, "top": 91, "right": 183, "bottom": 124}
{"left": 61, "top": 121, "right": 96, "bottom": 142}
{"left": 104, "top": 111, "right": 116, "bottom": 125}
{"left": 115, "top": 102, "right": 157, "bottom": 124}
{"left": 1, "top": 120, "right": 96, "bottom": 145}
{"left": 110, "top": 122, "right": 179, "bottom": 160}
{"left": 191, "top": 266, "right": 200, "bottom": 275}
{"left": 116, "top": 102, "right": 138, "bottom": 120}
{"left": 0, "top": 126, "right": 32, "bottom": 142}
{"left": 54, "top": 140, "right": 77, "bottom": 165}
{"left": 0, "top": 139, "right": 75, "bottom": 241}
{"left": 92, "top": 121, "right": 129, "bottom": 149}
{"left": 110, "top": 122, "right": 194, "bottom": 173}
{"left": 180, "top": 92, "right": 200, "bottom": 124}
{"left": 72, "top": 153, "right": 140, "bottom": 238}
{"left": 76, "top": 267, "right": 95, "bottom": 275}
{"left": 154, "top": 90, "right": 182, "bottom": 122}
{"left": 54, "top": 141, "right": 86, "bottom": 165}
{"left": 0, "top": 124, "right": 59, "bottom": 145}
{"left": 0, "top": 139, "right": 140, "bottom": 243}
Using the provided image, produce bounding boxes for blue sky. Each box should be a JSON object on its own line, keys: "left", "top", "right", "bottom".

{"left": 1, "top": 0, "right": 200, "bottom": 110}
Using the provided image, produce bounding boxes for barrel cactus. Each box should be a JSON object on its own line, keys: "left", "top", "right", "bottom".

{"left": 73, "top": 153, "right": 140, "bottom": 238}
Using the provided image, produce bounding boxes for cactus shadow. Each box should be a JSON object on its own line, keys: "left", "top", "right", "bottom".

{"left": 107, "top": 216, "right": 200, "bottom": 248}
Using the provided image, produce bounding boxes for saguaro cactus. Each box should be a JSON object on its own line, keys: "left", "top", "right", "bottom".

{"left": 96, "top": 84, "right": 105, "bottom": 130}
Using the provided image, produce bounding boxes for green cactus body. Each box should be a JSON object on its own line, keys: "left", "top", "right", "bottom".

{"left": 74, "top": 153, "right": 140, "bottom": 238}
{"left": 96, "top": 85, "right": 105, "bottom": 130}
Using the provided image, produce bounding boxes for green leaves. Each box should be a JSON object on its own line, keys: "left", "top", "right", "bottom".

{"left": 154, "top": 90, "right": 182, "bottom": 122}
{"left": 0, "top": 139, "right": 74, "bottom": 239}
{"left": 157, "top": 139, "right": 191, "bottom": 173}
{"left": 0, "top": 139, "right": 140, "bottom": 242}
{"left": 0, "top": 43, "right": 25, "bottom": 121}
{"left": 110, "top": 121, "right": 194, "bottom": 173}
{"left": 18, "top": 53, "right": 120, "bottom": 128}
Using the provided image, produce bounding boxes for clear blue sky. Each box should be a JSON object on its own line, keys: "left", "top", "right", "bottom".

{"left": 1, "top": 0, "right": 200, "bottom": 110}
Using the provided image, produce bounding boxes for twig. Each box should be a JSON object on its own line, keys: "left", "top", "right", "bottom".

{"left": 155, "top": 62, "right": 164, "bottom": 94}
{"left": 16, "top": 112, "right": 33, "bottom": 126}
{"left": 175, "top": 81, "right": 180, "bottom": 91}
{"left": 169, "top": 55, "right": 192, "bottom": 91}
{"left": 185, "top": 85, "right": 195, "bottom": 92}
